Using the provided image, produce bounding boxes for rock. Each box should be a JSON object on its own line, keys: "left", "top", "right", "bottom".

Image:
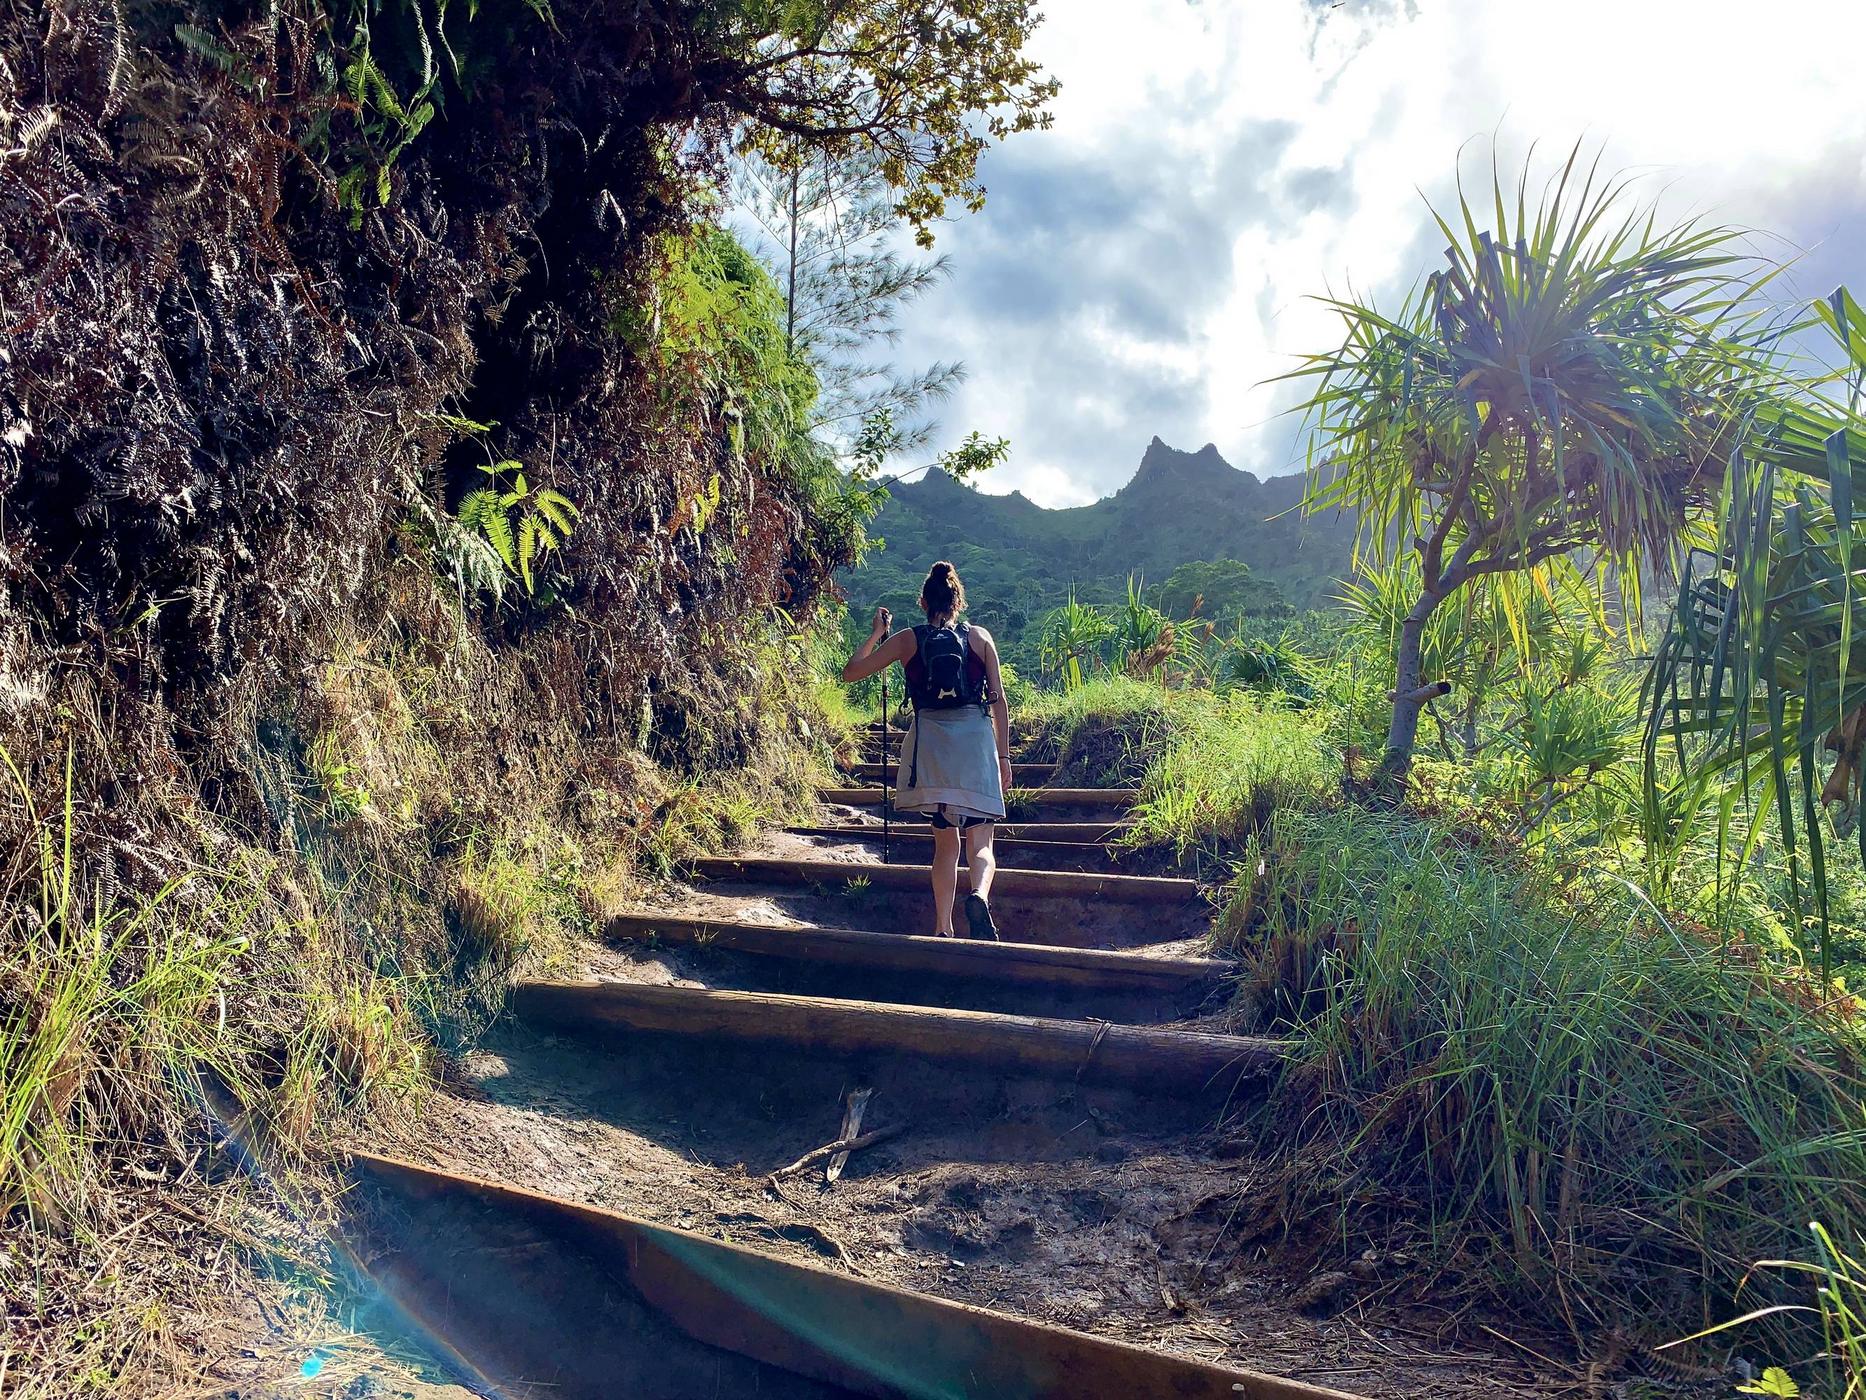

{"left": 1290, "top": 1269, "right": 1352, "bottom": 1314}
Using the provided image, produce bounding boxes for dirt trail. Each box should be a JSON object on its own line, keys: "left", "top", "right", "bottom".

{"left": 328, "top": 729, "right": 1649, "bottom": 1399}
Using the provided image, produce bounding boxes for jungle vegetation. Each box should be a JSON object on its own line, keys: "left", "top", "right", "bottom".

{"left": 960, "top": 155, "right": 1866, "bottom": 1388}
{"left": 0, "top": 0, "right": 1054, "bottom": 1391}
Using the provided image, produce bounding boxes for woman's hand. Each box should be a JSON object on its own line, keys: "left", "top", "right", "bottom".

{"left": 998, "top": 754, "right": 1014, "bottom": 791}
{"left": 871, "top": 606, "right": 892, "bottom": 638}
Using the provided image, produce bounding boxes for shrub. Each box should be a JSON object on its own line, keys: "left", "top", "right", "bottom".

{"left": 1230, "top": 803, "right": 1866, "bottom": 1344}
{"left": 1127, "top": 694, "right": 1335, "bottom": 869}
{"left": 1020, "top": 676, "right": 1174, "bottom": 782}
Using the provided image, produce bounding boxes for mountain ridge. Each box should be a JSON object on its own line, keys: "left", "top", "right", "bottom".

{"left": 844, "top": 437, "right": 1356, "bottom": 663}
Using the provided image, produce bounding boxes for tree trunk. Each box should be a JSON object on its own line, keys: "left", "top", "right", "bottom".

{"left": 784, "top": 161, "right": 800, "bottom": 354}
{"left": 1378, "top": 590, "right": 1442, "bottom": 788}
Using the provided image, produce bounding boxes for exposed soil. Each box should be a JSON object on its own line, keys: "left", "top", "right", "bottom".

{"left": 336, "top": 813, "right": 1697, "bottom": 1400}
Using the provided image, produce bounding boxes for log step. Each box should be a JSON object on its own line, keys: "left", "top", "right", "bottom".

{"left": 687, "top": 855, "right": 1205, "bottom": 948}
{"left": 689, "top": 856, "right": 1194, "bottom": 905}
{"left": 786, "top": 827, "right": 1129, "bottom": 875}
{"left": 808, "top": 819, "right": 1135, "bottom": 844}
{"left": 347, "top": 1153, "right": 1360, "bottom": 1400}
{"left": 1002, "top": 820, "right": 1136, "bottom": 842}
{"left": 509, "top": 981, "right": 1287, "bottom": 1093}
{"left": 606, "top": 912, "right": 1225, "bottom": 997}
{"left": 819, "top": 787, "right": 1138, "bottom": 814}
{"left": 844, "top": 761, "right": 1057, "bottom": 784}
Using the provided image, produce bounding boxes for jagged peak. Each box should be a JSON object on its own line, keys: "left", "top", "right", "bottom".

{"left": 1129, "top": 436, "right": 1259, "bottom": 492}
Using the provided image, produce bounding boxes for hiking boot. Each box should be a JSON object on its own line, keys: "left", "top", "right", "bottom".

{"left": 963, "top": 892, "right": 999, "bottom": 941}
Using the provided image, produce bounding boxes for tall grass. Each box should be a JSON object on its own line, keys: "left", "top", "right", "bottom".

{"left": 0, "top": 741, "right": 434, "bottom": 1393}
{"left": 1127, "top": 693, "right": 1336, "bottom": 869}
{"left": 0, "top": 750, "right": 251, "bottom": 1225}
{"left": 1692, "top": 1224, "right": 1866, "bottom": 1396}
{"left": 1231, "top": 802, "right": 1866, "bottom": 1343}
{"left": 1018, "top": 675, "right": 1175, "bottom": 783}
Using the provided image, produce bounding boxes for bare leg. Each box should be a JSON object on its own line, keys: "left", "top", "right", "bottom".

{"left": 964, "top": 822, "right": 998, "bottom": 903}
{"left": 930, "top": 822, "right": 961, "bottom": 935}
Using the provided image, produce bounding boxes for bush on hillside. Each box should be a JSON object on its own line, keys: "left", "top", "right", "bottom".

{"left": 1228, "top": 803, "right": 1866, "bottom": 1346}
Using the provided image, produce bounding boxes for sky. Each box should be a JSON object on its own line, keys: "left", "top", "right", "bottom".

{"left": 886, "top": 0, "right": 1866, "bottom": 507}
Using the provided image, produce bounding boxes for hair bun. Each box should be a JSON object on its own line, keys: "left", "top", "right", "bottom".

{"left": 931, "top": 561, "right": 952, "bottom": 577}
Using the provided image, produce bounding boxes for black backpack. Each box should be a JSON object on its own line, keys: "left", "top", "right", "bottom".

{"left": 910, "top": 622, "right": 985, "bottom": 710}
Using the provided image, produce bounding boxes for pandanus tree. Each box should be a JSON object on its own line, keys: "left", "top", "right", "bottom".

{"left": 1295, "top": 150, "right": 1766, "bottom": 787}
{"left": 1643, "top": 288, "right": 1866, "bottom": 977}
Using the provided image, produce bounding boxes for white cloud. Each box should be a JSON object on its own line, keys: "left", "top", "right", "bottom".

{"left": 893, "top": 0, "right": 1866, "bottom": 505}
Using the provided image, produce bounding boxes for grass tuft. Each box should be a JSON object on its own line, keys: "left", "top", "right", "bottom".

{"left": 1126, "top": 692, "right": 1335, "bottom": 869}
{"left": 1231, "top": 802, "right": 1866, "bottom": 1345}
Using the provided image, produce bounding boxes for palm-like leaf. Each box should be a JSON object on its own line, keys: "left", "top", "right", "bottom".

{"left": 1291, "top": 144, "right": 1771, "bottom": 780}
{"left": 1036, "top": 593, "right": 1113, "bottom": 692}
{"left": 1643, "top": 287, "right": 1866, "bottom": 977}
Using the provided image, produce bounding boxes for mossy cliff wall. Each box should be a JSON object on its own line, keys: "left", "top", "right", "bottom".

{"left": 0, "top": 3, "right": 860, "bottom": 1387}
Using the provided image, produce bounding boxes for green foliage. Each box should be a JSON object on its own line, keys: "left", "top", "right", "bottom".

{"left": 1157, "top": 558, "right": 1292, "bottom": 626}
{"left": 1108, "top": 575, "right": 1170, "bottom": 676}
{"left": 1295, "top": 144, "right": 1771, "bottom": 775}
{"left": 1126, "top": 691, "right": 1334, "bottom": 867}
{"left": 1683, "top": 1238, "right": 1866, "bottom": 1400}
{"left": 1212, "top": 635, "right": 1316, "bottom": 704}
{"left": 1232, "top": 802, "right": 1866, "bottom": 1344}
{"left": 299, "top": 0, "right": 557, "bottom": 217}
{"left": 1645, "top": 286, "right": 1866, "bottom": 981}
{"left": 1035, "top": 592, "right": 1113, "bottom": 691}
{"left": 1013, "top": 675, "right": 1172, "bottom": 786}
{"left": 733, "top": 145, "right": 962, "bottom": 450}
{"left": 719, "top": 0, "right": 1059, "bottom": 245}
{"left": 1509, "top": 683, "right": 1632, "bottom": 795}
{"left": 455, "top": 461, "right": 579, "bottom": 600}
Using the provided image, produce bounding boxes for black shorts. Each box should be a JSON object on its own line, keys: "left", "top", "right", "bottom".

{"left": 927, "top": 807, "right": 995, "bottom": 831}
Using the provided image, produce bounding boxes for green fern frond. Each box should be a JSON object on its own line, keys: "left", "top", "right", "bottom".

{"left": 517, "top": 515, "right": 539, "bottom": 594}
{"left": 421, "top": 411, "right": 496, "bottom": 435}
{"left": 534, "top": 489, "right": 579, "bottom": 533}
{"left": 458, "top": 488, "right": 515, "bottom": 567}
{"left": 174, "top": 23, "right": 241, "bottom": 73}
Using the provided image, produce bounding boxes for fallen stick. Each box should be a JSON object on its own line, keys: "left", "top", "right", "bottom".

{"left": 829, "top": 1087, "right": 872, "bottom": 1184}
{"left": 766, "top": 1124, "right": 906, "bottom": 1189}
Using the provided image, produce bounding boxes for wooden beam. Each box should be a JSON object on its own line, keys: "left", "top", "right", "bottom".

{"left": 844, "top": 761, "right": 1058, "bottom": 784}
{"left": 509, "top": 981, "right": 1285, "bottom": 1092}
{"left": 605, "top": 912, "right": 1225, "bottom": 993}
{"left": 818, "top": 787, "right": 1137, "bottom": 810}
{"left": 784, "top": 827, "right": 1129, "bottom": 875}
{"left": 348, "top": 1153, "right": 1365, "bottom": 1400}
{"left": 999, "top": 820, "right": 1134, "bottom": 842}
{"left": 806, "top": 820, "right": 1137, "bottom": 843}
{"left": 689, "top": 856, "right": 1197, "bottom": 905}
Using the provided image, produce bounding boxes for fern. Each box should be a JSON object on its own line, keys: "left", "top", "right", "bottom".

{"left": 173, "top": 23, "right": 242, "bottom": 74}
{"left": 452, "top": 461, "right": 579, "bottom": 603}
{"left": 456, "top": 488, "right": 515, "bottom": 569}
{"left": 533, "top": 488, "right": 578, "bottom": 536}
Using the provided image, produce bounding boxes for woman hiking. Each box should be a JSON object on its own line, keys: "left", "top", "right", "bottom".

{"left": 840, "top": 561, "right": 1012, "bottom": 940}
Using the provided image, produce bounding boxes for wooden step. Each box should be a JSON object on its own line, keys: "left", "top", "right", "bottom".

{"left": 607, "top": 912, "right": 1224, "bottom": 1002}
{"left": 844, "top": 761, "right": 1057, "bottom": 784}
{"left": 509, "top": 981, "right": 1287, "bottom": 1093}
{"left": 687, "top": 855, "right": 1204, "bottom": 948}
{"left": 786, "top": 827, "right": 1131, "bottom": 875}
{"left": 822, "top": 786, "right": 1135, "bottom": 806}
{"left": 819, "top": 788, "right": 1138, "bottom": 822}
{"left": 822, "top": 820, "right": 1139, "bottom": 843}
{"left": 690, "top": 856, "right": 1193, "bottom": 905}
{"left": 1002, "top": 820, "right": 1135, "bottom": 842}
{"left": 348, "top": 1153, "right": 1360, "bottom": 1400}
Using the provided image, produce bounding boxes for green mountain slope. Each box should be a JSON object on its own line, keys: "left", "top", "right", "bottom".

{"left": 845, "top": 437, "right": 1356, "bottom": 662}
